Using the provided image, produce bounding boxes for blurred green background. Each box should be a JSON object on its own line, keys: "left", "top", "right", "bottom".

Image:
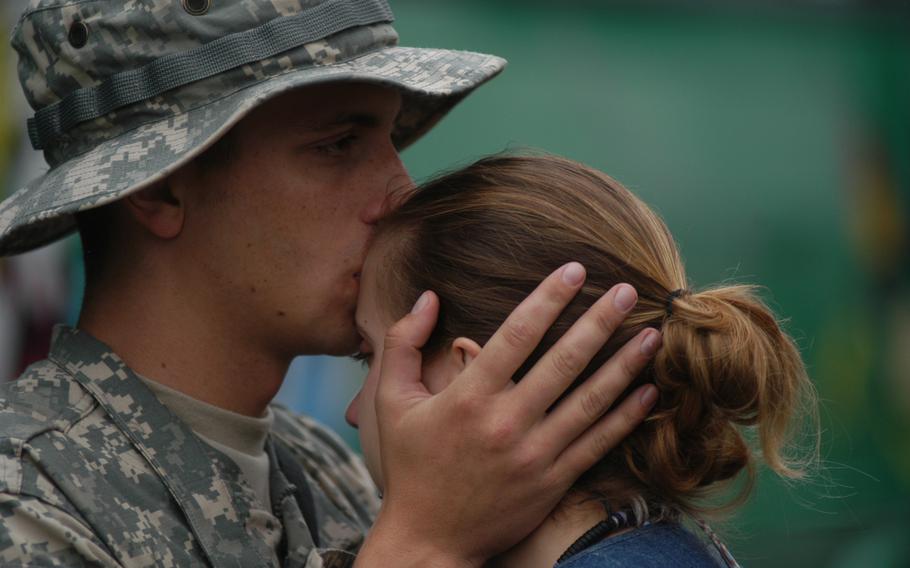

{"left": 396, "top": 4, "right": 910, "bottom": 565}
{"left": 2, "top": 1, "right": 908, "bottom": 566}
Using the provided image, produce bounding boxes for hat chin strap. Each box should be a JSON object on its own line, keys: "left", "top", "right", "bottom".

{"left": 28, "top": 0, "right": 394, "bottom": 151}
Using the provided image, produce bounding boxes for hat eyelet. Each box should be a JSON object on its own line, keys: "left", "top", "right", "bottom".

{"left": 182, "top": 0, "right": 211, "bottom": 16}
{"left": 68, "top": 20, "right": 89, "bottom": 49}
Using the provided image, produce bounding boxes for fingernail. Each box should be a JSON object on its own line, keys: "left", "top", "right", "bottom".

{"left": 639, "top": 385, "right": 658, "bottom": 408}
{"left": 562, "top": 262, "right": 585, "bottom": 286}
{"left": 640, "top": 329, "right": 662, "bottom": 356}
{"left": 411, "top": 291, "right": 429, "bottom": 314}
{"left": 613, "top": 284, "right": 637, "bottom": 312}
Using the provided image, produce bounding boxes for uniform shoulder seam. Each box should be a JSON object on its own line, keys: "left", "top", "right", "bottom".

{"left": 0, "top": 360, "right": 98, "bottom": 447}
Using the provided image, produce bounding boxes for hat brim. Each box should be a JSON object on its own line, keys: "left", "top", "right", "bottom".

{"left": 0, "top": 46, "right": 505, "bottom": 256}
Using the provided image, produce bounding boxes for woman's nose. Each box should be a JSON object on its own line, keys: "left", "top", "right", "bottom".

{"left": 345, "top": 391, "right": 361, "bottom": 428}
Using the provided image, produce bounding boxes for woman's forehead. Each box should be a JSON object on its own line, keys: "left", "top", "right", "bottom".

{"left": 355, "top": 245, "right": 391, "bottom": 335}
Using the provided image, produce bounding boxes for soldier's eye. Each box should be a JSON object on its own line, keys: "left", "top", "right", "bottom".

{"left": 314, "top": 133, "right": 358, "bottom": 157}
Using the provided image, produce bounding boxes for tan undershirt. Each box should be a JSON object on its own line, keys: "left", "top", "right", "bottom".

{"left": 139, "top": 377, "right": 283, "bottom": 566}
{"left": 138, "top": 376, "right": 274, "bottom": 511}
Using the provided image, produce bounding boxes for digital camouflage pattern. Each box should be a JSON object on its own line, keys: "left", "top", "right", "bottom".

{"left": 0, "top": 0, "right": 505, "bottom": 256}
{"left": 0, "top": 326, "right": 381, "bottom": 567}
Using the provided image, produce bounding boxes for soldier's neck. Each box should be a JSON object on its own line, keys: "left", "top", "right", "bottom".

{"left": 78, "top": 280, "right": 288, "bottom": 417}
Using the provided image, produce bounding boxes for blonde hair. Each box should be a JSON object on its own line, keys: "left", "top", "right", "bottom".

{"left": 375, "top": 154, "right": 818, "bottom": 517}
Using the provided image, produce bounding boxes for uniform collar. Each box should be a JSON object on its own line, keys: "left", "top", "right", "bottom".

{"left": 48, "top": 325, "right": 278, "bottom": 568}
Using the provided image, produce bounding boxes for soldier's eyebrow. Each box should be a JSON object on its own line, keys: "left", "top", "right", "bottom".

{"left": 299, "top": 112, "right": 381, "bottom": 133}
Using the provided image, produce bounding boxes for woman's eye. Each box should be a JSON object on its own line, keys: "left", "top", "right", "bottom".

{"left": 350, "top": 351, "right": 373, "bottom": 368}
{"left": 314, "top": 133, "right": 357, "bottom": 156}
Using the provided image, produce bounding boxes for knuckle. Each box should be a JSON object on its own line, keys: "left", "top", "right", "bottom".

{"left": 383, "top": 323, "right": 407, "bottom": 349}
{"left": 452, "top": 391, "right": 480, "bottom": 416}
{"left": 513, "top": 445, "right": 543, "bottom": 474}
{"left": 486, "top": 416, "right": 518, "bottom": 449}
{"left": 502, "top": 316, "right": 534, "bottom": 350}
{"left": 549, "top": 345, "right": 584, "bottom": 378}
{"left": 579, "top": 387, "right": 610, "bottom": 422}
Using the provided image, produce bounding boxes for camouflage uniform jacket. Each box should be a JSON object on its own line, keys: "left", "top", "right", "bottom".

{"left": 0, "top": 326, "right": 380, "bottom": 567}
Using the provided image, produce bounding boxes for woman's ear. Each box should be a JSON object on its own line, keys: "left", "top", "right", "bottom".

{"left": 124, "top": 180, "right": 185, "bottom": 239}
{"left": 452, "top": 337, "right": 482, "bottom": 369}
{"left": 423, "top": 337, "right": 483, "bottom": 395}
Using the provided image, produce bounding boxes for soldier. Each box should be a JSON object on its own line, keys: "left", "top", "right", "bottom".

{"left": 0, "top": 1, "right": 659, "bottom": 566}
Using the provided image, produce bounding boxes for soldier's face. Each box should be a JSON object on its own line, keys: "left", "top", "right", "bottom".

{"left": 182, "top": 83, "right": 409, "bottom": 358}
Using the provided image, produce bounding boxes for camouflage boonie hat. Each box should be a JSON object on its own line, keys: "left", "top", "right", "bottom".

{"left": 0, "top": 0, "right": 505, "bottom": 256}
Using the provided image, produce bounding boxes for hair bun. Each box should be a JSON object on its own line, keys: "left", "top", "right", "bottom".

{"left": 646, "top": 284, "right": 815, "bottom": 496}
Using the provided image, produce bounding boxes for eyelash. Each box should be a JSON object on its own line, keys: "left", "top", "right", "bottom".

{"left": 350, "top": 351, "right": 373, "bottom": 368}
{"left": 314, "top": 133, "right": 358, "bottom": 156}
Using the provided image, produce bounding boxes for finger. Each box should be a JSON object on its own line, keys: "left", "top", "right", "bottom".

{"left": 512, "top": 283, "right": 638, "bottom": 415}
{"left": 540, "top": 327, "right": 661, "bottom": 446}
{"left": 375, "top": 291, "right": 440, "bottom": 410}
{"left": 552, "top": 383, "right": 658, "bottom": 482}
{"left": 469, "top": 262, "right": 586, "bottom": 393}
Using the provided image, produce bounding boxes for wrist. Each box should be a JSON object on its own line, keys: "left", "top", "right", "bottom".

{"left": 356, "top": 507, "right": 483, "bottom": 568}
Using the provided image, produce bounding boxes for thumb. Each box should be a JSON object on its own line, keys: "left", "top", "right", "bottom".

{"left": 377, "top": 291, "right": 439, "bottom": 408}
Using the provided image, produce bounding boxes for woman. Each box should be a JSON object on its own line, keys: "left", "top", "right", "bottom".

{"left": 346, "top": 154, "right": 817, "bottom": 567}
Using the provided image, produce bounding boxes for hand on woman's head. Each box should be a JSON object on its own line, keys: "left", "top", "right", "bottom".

{"left": 357, "top": 263, "right": 659, "bottom": 563}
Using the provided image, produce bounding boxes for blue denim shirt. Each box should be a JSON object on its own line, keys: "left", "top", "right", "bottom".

{"left": 555, "top": 522, "right": 727, "bottom": 568}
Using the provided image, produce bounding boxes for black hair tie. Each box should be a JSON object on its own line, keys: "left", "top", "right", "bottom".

{"left": 665, "top": 289, "right": 687, "bottom": 317}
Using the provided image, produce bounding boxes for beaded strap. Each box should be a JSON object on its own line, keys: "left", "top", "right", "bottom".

{"left": 556, "top": 507, "right": 742, "bottom": 568}
{"left": 556, "top": 509, "right": 634, "bottom": 564}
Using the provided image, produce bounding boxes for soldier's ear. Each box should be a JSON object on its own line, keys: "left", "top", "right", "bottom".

{"left": 124, "top": 179, "right": 184, "bottom": 240}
